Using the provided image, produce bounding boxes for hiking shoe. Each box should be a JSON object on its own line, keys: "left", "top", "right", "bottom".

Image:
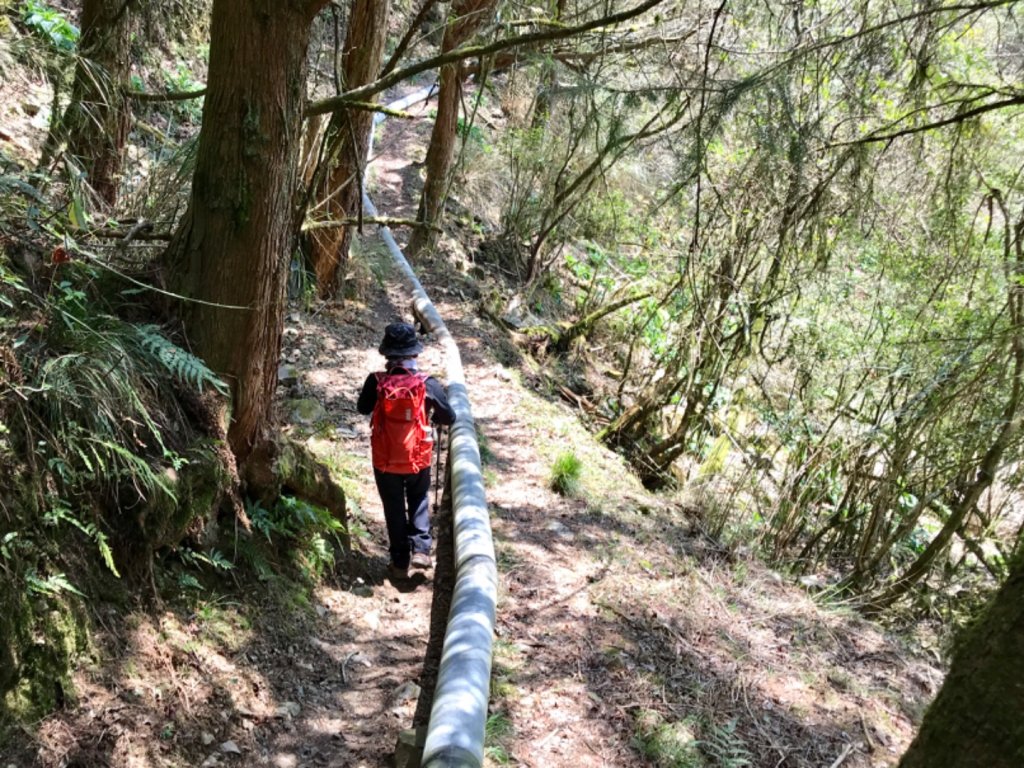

{"left": 387, "top": 563, "right": 409, "bottom": 581}
{"left": 410, "top": 552, "right": 433, "bottom": 570}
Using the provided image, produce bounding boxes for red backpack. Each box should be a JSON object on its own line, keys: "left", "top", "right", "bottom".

{"left": 370, "top": 370, "right": 434, "bottom": 473}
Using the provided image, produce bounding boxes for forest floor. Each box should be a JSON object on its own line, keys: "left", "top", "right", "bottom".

{"left": 4, "top": 89, "right": 946, "bottom": 768}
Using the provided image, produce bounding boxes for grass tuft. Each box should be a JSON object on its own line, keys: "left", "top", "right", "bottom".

{"left": 484, "top": 711, "right": 514, "bottom": 764}
{"left": 633, "top": 709, "right": 704, "bottom": 768}
{"left": 549, "top": 450, "right": 583, "bottom": 497}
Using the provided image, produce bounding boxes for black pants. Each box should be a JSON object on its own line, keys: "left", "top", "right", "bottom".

{"left": 373, "top": 467, "right": 431, "bottom": 569}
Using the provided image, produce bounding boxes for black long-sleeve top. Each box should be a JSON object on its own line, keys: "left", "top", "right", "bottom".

{"left": 356, "top": 366, "right": 455, "bottom": 426}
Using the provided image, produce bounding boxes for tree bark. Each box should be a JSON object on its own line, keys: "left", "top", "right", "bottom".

{"left": 307, "top": 0, "right": 391, "bottom": 296}
{"left": 61, "top": 0, "right": 133, "bottom": 205}
{"left": 165, "top": 0, "right": 328, "bottom": 462}
{"left": 898, "top": 551, "right": 1024, "bottom": 768}
{"left": 407, "top": 0, "right": 496, "bottom": 257}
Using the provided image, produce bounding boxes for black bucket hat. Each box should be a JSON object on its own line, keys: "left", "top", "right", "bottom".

{"left": 378, "top": 322, "right": 423, "bottom": 358}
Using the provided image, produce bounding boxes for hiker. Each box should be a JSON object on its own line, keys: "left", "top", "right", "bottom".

{"left": 357, "top": 322, "right": 455, "bottom": 580}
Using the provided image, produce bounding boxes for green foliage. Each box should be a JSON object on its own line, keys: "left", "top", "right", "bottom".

{"left": 476, "top": 426, "right": 495, "bottom": 465}
{"left": 31, "top": 279, "right": 198, "bottom": 519}
{"left": 21, "top": 0, "right": 79, "bottom": 51}
{"left": 0, "top": 237, "right": 231, "bottom": 724}
{"left": 44, "top": 501, "right": 120, "bottom": 578}
{"left": 178, "top": 547, "right": 234, "bottom": 573}
{"left": 484, "top": 711, "right": 514, "bottom": 764}
{"left": 160, "top": 62, "right": 204, "bottom": 123}
{"left": 136, "top": 324, "right": 228, "bottom": 395}
{"left": 549, "top": 450, "right": 583, "bottom": 497}
{"left": 634, "top": 711, "right": 752, "bottom": 768}
{"left": 244, "top": 496, "right": 345, "bottom": 583}
{"left": 633, "top": 710, "right": 704, "bottom": 768}
{"left": 456, "top": 116, "right": 486, "bottom": 146}
{"left": 700, "top": 720, "right": 751, "bottom": 768}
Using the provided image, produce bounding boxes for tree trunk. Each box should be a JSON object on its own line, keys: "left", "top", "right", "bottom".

{"left": 529, "top": 0, "right": 567, "bottom": 128}
{"left": 898, "top": 551, "right": 1024, "bottom": 768}
{"left": 407, "top": 0, "right": 496, "bottom": 257}
{"left": 61, "top": 0, "right": 133, "bottom": 205}
{"left": 307, "top": 0, "right": 391, "bottom": 296}
{"left": 165, "top": 0, "right": 327, "bottom": 462}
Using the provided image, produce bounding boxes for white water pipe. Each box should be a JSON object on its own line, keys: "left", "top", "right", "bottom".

{"left": 361, "top": 88, "right": 495, "bottom": 767}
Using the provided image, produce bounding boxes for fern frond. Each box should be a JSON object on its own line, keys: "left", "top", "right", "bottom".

{"left": 26, "top": 570, "right": 86, "bottom": 597}
{"left": 86, "top": 437, "right": 177, "bottom": 504}
{"left": 135, "top": 325, "right": 229, "bottom": 395}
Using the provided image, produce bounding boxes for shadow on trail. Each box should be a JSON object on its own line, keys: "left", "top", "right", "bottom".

{"left": 412, "top": 489, "right": 457, "bottom": 729}
{"left": 32, "top": 532, "right": 454, "bottom": 768}
{"left": 486, "top": 498, "right": 923, "bottom": 767}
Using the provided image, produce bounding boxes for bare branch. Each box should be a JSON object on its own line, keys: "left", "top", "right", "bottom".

{"left": 304, "top": 0, "right": 670, "bottom": 117}
{"left": 301, "top": 216, "right": 441, "bottom": 231}
{"left": 829, "top": 94, "right": 1024, "bottom": 147}
{"left": 128, "top": 87, "right": 207, "bottom": 103}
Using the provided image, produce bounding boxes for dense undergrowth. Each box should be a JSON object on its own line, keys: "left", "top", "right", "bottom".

{"left": 0, "top": 232, "right": 230, "bottom": 720}
{"left": 0, "top": 238, "right": 349, "bottom": 732}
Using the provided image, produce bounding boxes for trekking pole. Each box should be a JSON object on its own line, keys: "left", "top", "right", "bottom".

{"left": 433, "top": 424, "right": 445, "bottom": 514}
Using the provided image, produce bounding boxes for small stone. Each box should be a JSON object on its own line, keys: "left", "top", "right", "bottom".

{"left": 352, "top": 585, "right": 373, "bottom": 598}
{"left": 287, "top": 398, "right": 327, "bottom": 424}
{"left": 363, "top": 611, "right": 381, "bottom": 631}
{"left": 275, "top": 701, "right": 301, "bottom": 719}
{"left": 277, "top": 364, "right": 300, "bottom": 387}
{"left": 391, "top": 681, "right": 421, "bottom": 704}
{"left": 348, "top": 652, "right": 372, "bottom": 668}
{"left": 545, "top": 520, "right": 573, "bottom": 539}
{"left": 287, "top": 312, "right": 300, "bottom": 322}
{"left": 201, "top": 731, "right": 215, "bottom": 746}
{"left": 201, "top": 755, "right": 220, "bottom": 768}
{"left": 220, "top": 739, "right": 241, "bottom": 754}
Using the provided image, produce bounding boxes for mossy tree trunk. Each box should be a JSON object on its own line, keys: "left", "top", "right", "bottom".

{"left": 899, "top": 551, "right": 1024, "bottom": 768}
{"left": 165, "top": 0, "right": 329, "bottom": 462}
{"left": 307, "top": 0, "right": 391, "bottom": 296}
{"left": 61, "top": 0, "right": 133, "bottom": 205}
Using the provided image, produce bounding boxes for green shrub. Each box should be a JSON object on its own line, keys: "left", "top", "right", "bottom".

{"left": 484, "top": 711, "right": 514, "bottom": 764}
{"left": 244, "top": 496, "right": 345, "bottom": 583}
{"left": 22, "top": 0, "right": 79, "bottom": 51}
{"left": 550, "top": 450, "right": 582, "bottom": 497}
{"left": 0, "top": 254, "right": 231, "bottom": 726}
